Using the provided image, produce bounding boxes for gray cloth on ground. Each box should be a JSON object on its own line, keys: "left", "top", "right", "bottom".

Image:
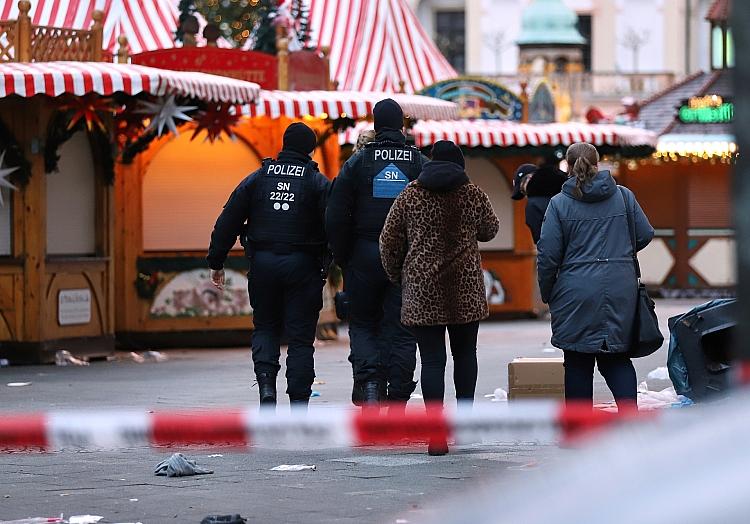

{"left": 154, "top": 453, "right": 214, "bottom": 477}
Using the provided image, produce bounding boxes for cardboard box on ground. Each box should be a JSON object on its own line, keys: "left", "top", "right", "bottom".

{"left": 508, "top": 358, "right": 565, "bottom": 400}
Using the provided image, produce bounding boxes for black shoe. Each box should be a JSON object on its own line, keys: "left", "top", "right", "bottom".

{"left": 257, "top": 373, "right": 277, "bottom": 405}
{"left": 428, "top": 437, "right": 449, "bottom": 456}
{"left": 362, "top": 380, "right": 382, "bottom": 404}
{"left": 352, "top": 381, "right": 364, "bottom": 406}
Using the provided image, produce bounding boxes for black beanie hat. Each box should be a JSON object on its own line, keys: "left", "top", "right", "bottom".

{"left": 431, "top": 140, "right": 465, "bottom": 167}
{"left": 511, "top": 163, "right": 537, "bottom": 200}
{"left": 283, "top": 122, "right": 317, "bottom": 155}
{"left": 373, "top": 98, "right": 404, "bottom": 132}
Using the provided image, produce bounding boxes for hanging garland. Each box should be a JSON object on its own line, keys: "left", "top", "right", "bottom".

{"left": 0, "top": 118, "right": 31, "bottom": 187}
{"left": 44, "top": 107, "right": 116, "bottom": 185}
{"left": 121, "top": 129, "right": 158, "bottom": 165}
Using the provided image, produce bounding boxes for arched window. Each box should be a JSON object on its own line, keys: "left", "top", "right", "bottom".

{"left": 142, "top": 130, "right": 262, "bottom": 251}
{"left": 46, "top": 132, "right": 96, "bottom": 256}
{"left": 465, "top": 157, "right": 514, "bottom": 250}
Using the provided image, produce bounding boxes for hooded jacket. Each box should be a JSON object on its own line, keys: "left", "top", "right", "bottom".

{"left": 379, "top": 160, "right": 500, "bottom": 326}
{"left": 524, "top": 165, "right": 567, "bottom": 244}
{"left": 325, "top": 129, "right": 428, "bottom": 267}
{"left": 537, "top": 171, "right": 654, "bottom": 353}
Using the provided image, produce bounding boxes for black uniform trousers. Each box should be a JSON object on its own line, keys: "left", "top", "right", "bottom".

{"left": 345, "top": 239, "right": 417, "bottom": 400}
{"left": 248, "top": 250, "right": 324, "bottom": 400}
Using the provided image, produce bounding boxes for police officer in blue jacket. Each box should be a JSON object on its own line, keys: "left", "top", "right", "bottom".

{"left": 326, "top": 99, "right": 428, "bottom": 408}
{"left": 207, "top": 122, "right": 330, "bottom": 408}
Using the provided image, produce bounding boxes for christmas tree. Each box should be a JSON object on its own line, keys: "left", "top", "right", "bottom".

{"left": 176, "top": 0, "right": 311, "bottom": 53}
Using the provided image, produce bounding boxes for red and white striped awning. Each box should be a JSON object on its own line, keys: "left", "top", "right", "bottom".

{"left": 0, "top": 0, "right": 231, "bottom": 56}
{"left": 0, "top": 61, "right": 260, "bottom": 103}
{"left": 239, "top": 90, "right": 459, "bottom": 121}
{"left": 307, "top": 0, "right": 457, "bottom": 94}
{"left": 410, "top": 120, "right": 658, "bottom": 149}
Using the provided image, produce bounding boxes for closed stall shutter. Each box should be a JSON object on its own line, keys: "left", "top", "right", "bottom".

{"left": 688, "top": 168, "right": 731, "bottom": 228}
{"left": 143, "top": 131, "right": 262, "bottom": 252}
{"left": 46, "top": 132, "right": 96, "bottom": 256}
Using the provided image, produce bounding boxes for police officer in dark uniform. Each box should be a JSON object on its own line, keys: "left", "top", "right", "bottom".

{"left": 207, "top": 122, "right": 330, "bottom": 408}
{"left": 326, "top": 99, "right": 428, "bottom": 408}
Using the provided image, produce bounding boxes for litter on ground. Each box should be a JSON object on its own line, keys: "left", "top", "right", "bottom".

{"left": 54, "top": 350, "right": 89, "bottom": 367}
{"left": 647, "top": 366, "right": 670, "bottom": 380}
{"left": 270, "top": 464, "right": 317, "bottom": 472}
{"left": 154, "top": 453, "right": 213, "bottom": 477}
{"left": 484, "top": 388, "right": 508, "bottom": 402}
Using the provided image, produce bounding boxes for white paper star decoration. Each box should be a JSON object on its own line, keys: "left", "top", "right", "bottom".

{"left": 137, "top": 95, "right": 197, "bottom": 136}
{"left": 0, "top": 150, "right": 19, "bottom": 208}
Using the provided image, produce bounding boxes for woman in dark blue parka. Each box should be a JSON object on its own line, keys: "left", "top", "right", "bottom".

{"left": 537, "top": 142, "right": 654, "bottom": 407}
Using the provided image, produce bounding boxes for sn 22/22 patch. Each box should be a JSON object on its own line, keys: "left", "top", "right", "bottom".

{"left": 269, "top": 181, "right": 296, "bottom": 211}
{"left": 373, "top": 163, "right": 408, "bottom": 198}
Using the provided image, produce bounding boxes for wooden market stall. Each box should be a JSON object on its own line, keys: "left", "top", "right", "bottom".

{"left": 112, "top": 46, "right": 458, "bottom": 346}
{"left": 0, "top": 3, "right": 262, "bottom": 363}
{"left": 616, "top": 0, "right": 735, "bottom": 297}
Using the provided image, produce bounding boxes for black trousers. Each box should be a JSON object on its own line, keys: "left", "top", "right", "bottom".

{"left": 563, "top": 350, "right": 637, "bottom": 407}
{"left": 411, "top": 321, "right": 479, "bottom": 405}
{"left": 345, "top": 239, "right": 417, "bottom": 400}
{"left": 248, "top": 250, "right": 324, "bottom": 400}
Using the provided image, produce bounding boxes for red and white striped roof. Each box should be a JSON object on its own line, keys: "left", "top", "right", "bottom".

{"left": 409, "top": 120, "right": 658, "bottom": 149}
{"left": 2, "top": 0, "right": 455, "bottom": 95}
{"left": 0, "top": 61, "right": 260, "bottom": 103}
{"left": 0, "top": 0, "right": 232, "bottom": 55}
{"left": 308, "top": 0, "right": 456, "bottom": 94}
{"left": 239, "top": 90, "right": 459, "bottom": 121}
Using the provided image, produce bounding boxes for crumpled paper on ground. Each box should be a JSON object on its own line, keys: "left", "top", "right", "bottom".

{"left": 647, "top": 366, "right": 670, "bottom": 380}
{"left": 595, "top": 382, "right": 693, "bottom": 412}
{"left": 154, "top": 453, "right": 214, "bottom": 477}
{"left": 484, "top": 388, "right": 508, "bottom": 402}
{"left": 270, "top": 464, "right": 316, "bottom": 472}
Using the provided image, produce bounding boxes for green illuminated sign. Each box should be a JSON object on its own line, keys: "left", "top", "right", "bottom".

{"left": 679, "top": 96, "right": 733, "bottom": 124}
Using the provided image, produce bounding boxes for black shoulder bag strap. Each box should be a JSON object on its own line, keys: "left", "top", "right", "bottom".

{"left": 619, "top": 186, "right": 641, "bottom": 280}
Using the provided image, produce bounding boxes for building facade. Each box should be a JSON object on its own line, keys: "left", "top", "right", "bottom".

{"left": 410, "top": 0, "right": 717, "bottom": 113}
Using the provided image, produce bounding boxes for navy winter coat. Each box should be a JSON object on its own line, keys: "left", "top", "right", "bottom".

{"left": 537, "top": 171, "right": 654, "bottom": 353}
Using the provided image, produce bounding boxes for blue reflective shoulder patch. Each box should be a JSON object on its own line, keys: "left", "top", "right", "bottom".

{"left": 373, "top": 163, "right": 408, "bottom": 199}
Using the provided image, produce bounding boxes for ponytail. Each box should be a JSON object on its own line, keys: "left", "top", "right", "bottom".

{"left": 565, "top": 142, "right": 600, "bottom": 198}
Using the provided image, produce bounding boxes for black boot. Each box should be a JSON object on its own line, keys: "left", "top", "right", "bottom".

{"left": 289, "top": 397, "right": 309, "bottom": 411}
{"left": 256, "top": 373, "right": 277, "bottom": 405}
{"left": 351, "top": 380, "right": 364, "bottom": 406}
{"left": 362, "top": 380, "right": 382, "bottom": 405}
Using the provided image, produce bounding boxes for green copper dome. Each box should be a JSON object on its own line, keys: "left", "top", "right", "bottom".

{"left": 517, "top": 0, "right": 586, "bottom": 46}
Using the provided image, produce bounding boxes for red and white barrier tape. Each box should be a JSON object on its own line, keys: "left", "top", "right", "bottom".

{"left": 0, "top": 402, "right": 651, "bottom": 452}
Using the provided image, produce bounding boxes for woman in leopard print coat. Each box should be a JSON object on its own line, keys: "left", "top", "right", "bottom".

{"left": 380, "top": 140, "right": 499, "bottom": 455}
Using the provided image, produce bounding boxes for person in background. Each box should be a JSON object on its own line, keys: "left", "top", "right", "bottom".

{"left": 380, "top": 140, "right": 499, "bottom": 455}
{"left": 511, "top": 159, "right": 567, "bottom": 244}
{"left": 536, "top": 142, "right": 654, "bottom": 408}
{"left": 353, "top": 129, "right": 376, "bottom": 153}
{"left": 326, "top": 99, "right": 428, "bottom": 409}
{"left": 207, "top": 122, "right": 330, "bottom": 409}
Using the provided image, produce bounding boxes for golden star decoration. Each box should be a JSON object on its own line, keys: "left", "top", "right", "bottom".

{"left": 58, "top": 94, "right": 111, "bottom": 132}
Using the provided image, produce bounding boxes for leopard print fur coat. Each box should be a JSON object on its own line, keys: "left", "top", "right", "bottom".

{"left": 380, "top": 178, "right": 499, "bottom": 326}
